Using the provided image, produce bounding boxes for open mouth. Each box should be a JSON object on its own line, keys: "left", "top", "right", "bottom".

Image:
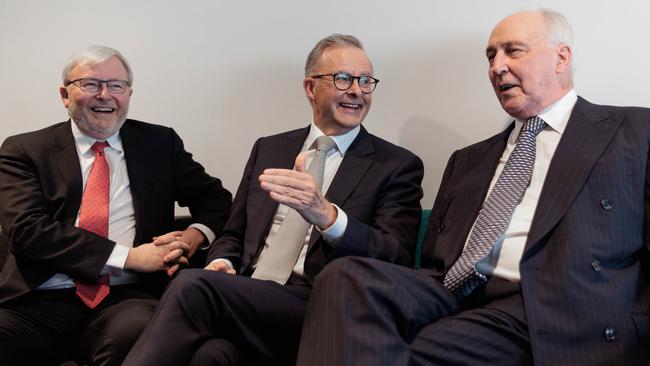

{"left": 339, "top": 103, "right": 361, "bottom": 110}
{"left": 499, "top": 84, "right": 517, "bottom": 92}
{"left": 91, "top": 107, "right": 115, "bottom": 113}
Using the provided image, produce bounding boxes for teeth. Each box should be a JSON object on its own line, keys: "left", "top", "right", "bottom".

{"left": 340, "top": 103, "right": 360, "bottom": 109}
{"left": 92, "top": 107, "right": 114, "bottom": 112}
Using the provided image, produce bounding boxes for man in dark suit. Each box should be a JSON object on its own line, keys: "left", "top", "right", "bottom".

{"left": 124, "top": 34, "right": 424, "bottom": 365}
{"left": 0, "top": 46, "right": 232, "bottom": 365}
{"left": 296, "top": 10, "right": 650, "bottom": 366}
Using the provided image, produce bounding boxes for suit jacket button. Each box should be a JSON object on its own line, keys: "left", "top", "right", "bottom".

{"left": 437, "top": 224, "right": 445, "bottom": 233}
{"left": 603, "top": 327, "right": 616, "bottom": 342}
{"left": 600, "top": 199, "right": 612, "bottom": 210}
{"left": 591, "top": 259, "right": 602, "bottom": 272}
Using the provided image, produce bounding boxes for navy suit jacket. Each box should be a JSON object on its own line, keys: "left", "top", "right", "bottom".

{"left": 0, "top": 119, "right": 232, "bottom": 303}
{"left": 207, "top": 125, "right": 424, "bottom": 281}
{"left": 422, "top": 97, "right": 650, "bottom": 365}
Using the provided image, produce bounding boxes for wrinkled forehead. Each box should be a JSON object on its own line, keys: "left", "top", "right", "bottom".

{"left": 316, "top": 47, "right": 373, "bottom": 74}
{"left": 68, "top": 56, "right": 129, "bottom": 79}
{"left": 487, "top": 12, "right": 548, "bottom": 49}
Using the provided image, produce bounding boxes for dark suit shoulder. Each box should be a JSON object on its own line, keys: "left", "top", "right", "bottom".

{"left": 119, "top": 119, "right": 177, "bottom": 137}
{"left": 252, "top": 126, "right": 309, "bottom": 146}
{"left": 363, "top": 131, "right": 421, "bottom": 162}
{"left": 2, "top": 121, "right": 70, "bottom": 144}
{"left": 453, "top": 126, "right": 512, "bottom": 158}
{"left": 575, "top": 96, "right": 650, "bottom": 122}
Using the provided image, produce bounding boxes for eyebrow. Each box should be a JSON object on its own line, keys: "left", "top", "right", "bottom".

{"left": 486, "top": 41, "right": 528, "bottom": 55}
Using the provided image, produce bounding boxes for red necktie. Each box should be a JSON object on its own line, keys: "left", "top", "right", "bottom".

{"left": 75, "top": 141, "right": 111, "bottom": 308}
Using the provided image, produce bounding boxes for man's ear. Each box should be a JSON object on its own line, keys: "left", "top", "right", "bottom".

{"left": 59, "top": 86, "right": 70, "bottom": 108}
{"left": 556, "top": 44, "right": 572, "bottom": 74}
{"left": 303, "top": 77, "right": 316, "bottom": 105}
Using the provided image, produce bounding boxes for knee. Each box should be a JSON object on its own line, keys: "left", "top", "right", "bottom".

{"left": 315, "top": 256, "right": 376, "bottom": 288}
{"left": 166, "top": 268, "right": 216, "bottom": 296}
{"left": 87, "top": 301, "right": 156, "bottom": 365}
{"left": 189, "top": 338, "right": 239, "bottom": 366}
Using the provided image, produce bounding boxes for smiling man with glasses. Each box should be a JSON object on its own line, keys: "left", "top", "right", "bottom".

{"left": 0, "top": 45, "right": 232, "bottom": 365}
{"left": 125, "top": 34, "right": 424, "bottom": 366}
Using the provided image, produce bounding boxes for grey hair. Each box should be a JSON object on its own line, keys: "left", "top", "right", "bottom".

{"left": 62, "top": 45, "right": 133, "bottom": 85}
{"left": 305, "top": 34, "right": 365, "bottom": 76}
{"left": 540, "top": 9, "right": 577, "bottom": 74}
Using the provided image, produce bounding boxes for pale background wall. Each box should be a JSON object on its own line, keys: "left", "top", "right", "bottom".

{"left": 1, "top": 0, "right": 648, "bottom": 210}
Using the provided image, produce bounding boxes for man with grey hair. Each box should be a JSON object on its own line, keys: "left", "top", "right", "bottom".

{"left": 0, "top": 45, "right": 232, "bottom": 365}
{"left": 296, "top": 10, "right": 650, "bottom": 365}
{"left": 124, "top": 33, "right": 424, "bottom": 365}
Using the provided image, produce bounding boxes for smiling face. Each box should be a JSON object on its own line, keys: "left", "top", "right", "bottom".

{"left": 60, "top": 55, "right": 132, "bottom": 139}
{"left": 304, "top": 46, "right": 373, "bottom": 135}
{"left": 486, "top": 12, "right": 572, "bottom": 119}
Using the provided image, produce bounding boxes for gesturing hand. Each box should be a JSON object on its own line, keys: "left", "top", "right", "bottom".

{"left": 258, "top": 152, "right": 337, "bottom": 229}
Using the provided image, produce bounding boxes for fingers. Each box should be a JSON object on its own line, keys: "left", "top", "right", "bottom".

{"left": 153, "top": 231, "right": 184, "bottom": 246}
{"left": 163, "top": 248, "right": 186, "bottom": 263}
{"left": 166, "top": 263, "right": 180, "bottom": 277}
{"left": 294, "top": 152, "right": 307, "bottom": 172}
{"left": 205, "top": 260, "right": 234, "bottom": 273}
{"left": 259, "top": 172, "right": 319, "bottom": 206}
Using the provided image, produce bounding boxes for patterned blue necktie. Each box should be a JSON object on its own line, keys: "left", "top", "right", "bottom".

{"left": 443, "top": 116, "right": 546, "bottom": 299}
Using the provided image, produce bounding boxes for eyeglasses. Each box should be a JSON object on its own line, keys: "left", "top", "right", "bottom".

{"left": 65, "top": 78, "right": 131, "bottom": 94}
{"left": 310, "top": 72, "right": 379, "bottom": 94}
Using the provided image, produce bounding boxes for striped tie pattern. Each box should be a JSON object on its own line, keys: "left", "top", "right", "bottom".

{"left": 444, "top": 117, "right": 546, "bottom": 299}
{"left": 75, "top": 141, "right": 111, "bottom": 308}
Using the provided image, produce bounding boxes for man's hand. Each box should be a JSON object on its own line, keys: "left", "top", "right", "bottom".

{"left": 125, "top": 238, "right": 190, "bottom": 277}
{"left": 204, "top": 259, "right": 237, "bottom": 274}
{"left": 258, "top": 152, "right": 337, "bottom": 229}
{"left": 153, "top": 228, "right": 207, "bottom": 258}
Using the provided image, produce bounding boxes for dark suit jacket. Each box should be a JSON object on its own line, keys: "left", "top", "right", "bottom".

{"left": 422, "top": 97, "right": 650, "bottom": 365}
{"left": 207, "top": 125, "right": 424, "bottom": 281}
{"left": 0, "top": 119, "right": 232, "bottom": 304}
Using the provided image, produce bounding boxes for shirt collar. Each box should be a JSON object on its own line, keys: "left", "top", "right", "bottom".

{"left": 70, "top": 119, "right": 123, "bottom": 155}
{"left": 305, "top": 122, "right": 360, "bottom": 156}
{"left": 514, "top": 89, "right": 577, "bottom": 135}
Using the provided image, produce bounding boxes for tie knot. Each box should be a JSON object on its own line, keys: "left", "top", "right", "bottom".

{"left": 523, "top": 116, "right": 546, "bottom": 136}
{"left": 313, "top": 135, "right": 337, "bottom": 154}
{"left": 91, "top": 141, "right": 109, "bottom": 155}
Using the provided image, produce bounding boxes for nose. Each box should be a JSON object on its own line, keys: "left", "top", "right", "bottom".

{"left": 346, "top": 78, "right": 362, "bottom": 96}
{"left": 489, "top": 51, "right": 508, "bottom": 77}
{"left": 96, "top": 82, "right": 111, "bottom": 99}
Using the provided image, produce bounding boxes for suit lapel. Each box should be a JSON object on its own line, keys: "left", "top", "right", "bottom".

{"left": 325, "top": 127, "right": 374, "bottom": 206}
{"left": 444, "top": 127, "right": 513, "bottom": 263}
{"left": 257, "top": 127, "right": 310, "bottom": 239}
{"left": 307, "top": 127, "right": 374, "bottom": 247}
{"left": 120, "top": 121, "right": 146, "bottom": 243}
{"left": 53, "top": 122, "right": 83, "bottom": 225}
{"left": 523, "top": 97, "right": 620, "bottom": 258}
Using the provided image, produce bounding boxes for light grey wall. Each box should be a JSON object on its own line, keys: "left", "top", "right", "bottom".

{"left": 1, "top": 0, "right": 648, "bottom": 209}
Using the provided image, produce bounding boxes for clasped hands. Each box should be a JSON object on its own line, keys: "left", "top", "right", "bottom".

{"left": 125, "top": 227, "right": 206, "bottom": 277}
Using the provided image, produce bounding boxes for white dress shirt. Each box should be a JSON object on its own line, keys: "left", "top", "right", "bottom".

{"left": 470, "top": 89, "right": 578, "bottom": 281}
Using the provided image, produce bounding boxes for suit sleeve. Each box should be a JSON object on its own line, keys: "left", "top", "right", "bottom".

{"left": 643, "top": 127, "right": 650, "bottom": 280}
{"left": 0, "top": 136, "right": 114, "bottom": 280}
{"left": 169, "top": 128, "right": 232, "bottom": 238}
{"left": 205, "top": 138, "right": 261, "bottom": 269}
{"left": 325, "top": 152, "right": 424, "bottom": 267}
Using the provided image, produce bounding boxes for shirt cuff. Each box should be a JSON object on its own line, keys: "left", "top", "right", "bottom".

{"left": 190, "top": 223, "right": 216, "bottom": 250}
{"left": 318, "top": 204, "right": 347, "bottom": 243}
{"left": 208, "top": 258, "right": 235, "bottom": 271}
{"left": 104, "top": 242, "right": 130, "bottom": 276}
